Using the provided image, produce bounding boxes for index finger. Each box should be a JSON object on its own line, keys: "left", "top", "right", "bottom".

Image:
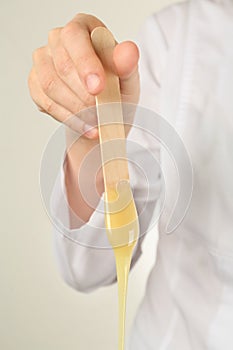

{"left": 60, "top": 14, "right": 107, "bottom": 95}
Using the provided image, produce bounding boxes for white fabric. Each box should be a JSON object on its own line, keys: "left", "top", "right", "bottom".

{"left": 51, "top": 0, "right": 233, "bottom": 348}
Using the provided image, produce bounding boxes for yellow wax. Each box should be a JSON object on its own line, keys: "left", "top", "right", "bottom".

{"left": 104, "top": 180, "right": 139, "bottom": 350}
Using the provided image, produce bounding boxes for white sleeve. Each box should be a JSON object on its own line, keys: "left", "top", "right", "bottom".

{"left": 137, "top": 13, "right": 168, "bottom": 114}
{"left": 51, "top": 14, "right": 168, "bottom": 293}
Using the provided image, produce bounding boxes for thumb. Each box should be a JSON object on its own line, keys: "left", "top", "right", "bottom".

{"left": 113, "top": 41, "right": 140, "bottom": 104}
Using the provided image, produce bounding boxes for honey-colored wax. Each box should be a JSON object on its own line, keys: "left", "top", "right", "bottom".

{"left": 104, "top": 180, "right": 139, "bottom": 350}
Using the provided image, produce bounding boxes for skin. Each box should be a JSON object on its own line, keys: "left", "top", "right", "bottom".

{"left": 28, "top": 14, "right": 140, "bottom": 225}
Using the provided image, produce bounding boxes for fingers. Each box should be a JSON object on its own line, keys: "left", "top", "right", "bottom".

{"left": 28, "top": 13, "right": 140, "bottom": 140}
{"left": 28, "top": 14, "right": 107, "bottom": 140}
{"left": 48, "top": 28, "right": 94, "bottom": 105}
{"left": 60, "top": 15, "right": 106, "bottom": 95}
{"left": 28, "top": 67, "right": 98, "bottom": 139}
{"left": 33, "top": 47, "right": 90, "bottom": 114}
{"left": 29, "top": 68, "right": 71, "bottom": 121}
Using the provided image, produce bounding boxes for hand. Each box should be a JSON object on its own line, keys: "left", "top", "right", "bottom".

{"left": 28, "top": 13, "right": 140, "bottom": 139}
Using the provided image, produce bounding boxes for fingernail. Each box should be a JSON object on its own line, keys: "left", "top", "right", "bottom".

{"left": 83, "top": 124, "right": 98, "bottom": 139}
{"left": 86, "top": 74, "right": 100, "bottom": 93}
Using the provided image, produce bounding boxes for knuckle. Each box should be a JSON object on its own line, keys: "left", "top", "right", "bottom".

{"left": 37, "top": 105, "right": 46, "bottom": 113}
{"left": 28, "top": 70, "right": 38, "bottom": 99}
{"left": 41, "top": 76, "right": 55, "bottom": 94}
{"left": 43, "top": 99, "right": 55, "bottom": 115}
{"left": 32, "top": 46, "right": 45, "bottom": 63}
{"left": 27, "top": 70, "right": 34, "bottom": 89}
{"left": 32, "top": 48, "right": 39, "bottom": 63}
{"left": 74, "top": 12, "right": 85, "bottom": 20}
{"left": 61, "top": 22, "right": 82, "bottom": 41}
{"left": 73, "top": 13, "right": 92, "bottom": 23}
{"left": 85, "top": 14, "right": 102, "bottom": 25}
{"left": 56, "top": 57, "right": 73, "bottom": 77}
{"left": 48, "top": 27, "right": 61, "bottom": 44}
{"left": 74, "top": 13, "right": 102, "bottom": 26}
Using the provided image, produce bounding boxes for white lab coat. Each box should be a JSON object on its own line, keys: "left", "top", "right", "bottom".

{"left": 51, "top": 0, "right": 233, "bottom": 348}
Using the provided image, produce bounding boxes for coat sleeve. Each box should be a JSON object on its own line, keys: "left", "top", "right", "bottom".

{"left": 50, "top": 14, "right": 168, "bottom": 293}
